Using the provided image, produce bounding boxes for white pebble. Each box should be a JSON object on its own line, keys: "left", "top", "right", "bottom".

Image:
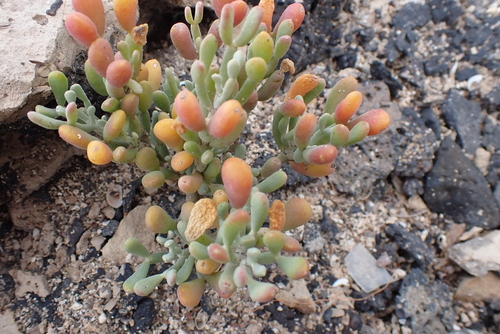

{"left": 332, "top": 278, "right": 349, "bottom": 287}
{"left": 98, "top": 313, "right": 107, "bottom": 324}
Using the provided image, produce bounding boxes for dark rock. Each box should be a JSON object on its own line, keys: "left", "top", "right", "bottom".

{"left": 352, "top": 281, "right": 400, "bottom": 317}
{"left": 399, "top": 58, "right": 426, "bottom": 88}
{"left": 101, "top": 219, "right": 120, "bottom": 237}
{"left": 392, "top": 2, "right": 431, "bottom": 30}
{"left": 419, "top": 107, "right": 441, "bottom": 140}
{"left": 385, "top": 223, "right": 435, "bottom": 267}
{"left": 319, "top": 210, "right": 339, "bottom": 239}
{"left": 277, "top": 0, "right": 348, "bottom": 72}
{"left": 133, "top": 297, "right": 156, "bottom": 333}
{"left": 455, "top": 67, "right": 478, "bottom": 81}
{"left": 441, "top": 89, "right": 482, "bottom": 155}
{"left": 485, "top": 86, "right": 500, "bottom": 108}
{"left": 116, "top": 263, "right": 134, "bottom": 282}
{"left": 395, "top": 30, "right": 419, "bottom": 56}
{"left": 384, "top": 38, "right": 400, "bottom": 63}
{"left": 423, "top": 55, "right": 450, "bottom": 76}
{"left": 428, "top": 0, "right": 464, "bottom": 25}
{"left": 303, "top": 223, "right": 326, "bottom": 253}
{"left": 396, "top": 268, "right": 455, "bottom": 333}
{"left": 67, "top": 217, "right": 84, "bottom": 250}
{"left": 0, "top": 273, "right": 15, "bottom": 305}
{"left": 336, "top": 49, "right": 357, "bottom": 70}
{"left": 348, "top": 311, "right": 363, "bottom": 331}
{"left": 370, "top": 61, "right": 403, "bottom": 98}
{"left": 423, "top": 137, "right": 500, "bottom": 230}
{"left": 464, "top": 20, "right": 492, "bottom": 48}
{"left": 482, "top": 116, "right": 500, "bottom": 150}
{"left": 82, "top": 246, "right": 99, "bottom": 262}
{"left": 391, "top": 109, "right": 438, "bottom": 179}
{"left": 402, "top": 178, "right": 424, "bottom": 197}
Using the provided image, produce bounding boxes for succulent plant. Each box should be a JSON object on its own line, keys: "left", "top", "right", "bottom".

{"left": 28, "top": 0, "right": 390, "bottom": 308}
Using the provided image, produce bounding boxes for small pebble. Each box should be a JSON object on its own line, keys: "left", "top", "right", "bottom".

{"left": 71, "top": 302, "right": 83, "bottom": 311}
{"left": 98, "top": 313, "right": 107, "bottom": 324}
{"left": 332, "top": 278, "right": 349, "bottom": 287}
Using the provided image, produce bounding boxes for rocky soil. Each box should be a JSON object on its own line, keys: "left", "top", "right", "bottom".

{"left": 1, "top": 0, "right": 500, "bottom": 333}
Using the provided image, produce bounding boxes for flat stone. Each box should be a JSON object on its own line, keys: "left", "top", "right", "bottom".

{"left": 9, "top": 270, "right": 51, "bottom": 298}
{"left": 396, "top": 268, "right": 455, "bottom": 333}
{"left": 386, "top": 223, "right": 435, "bottom": 267}
{"left": 428, "top": 0, "right": 464, "bottom": 25}
{"left": 0, "top": 1, "right": 79, "bottom": 124}
{"left": 448, "top": 230, "right": 500, "bottom": 277}
{"left": 441, "top": 90, "right": 482, "bottom": 155}
{"left": 482, "top": 115, "right": 500, "bottom": 151}
{"left": 455, "top": 272, "right": 500, "bottom": 303}
{"left": 392, "top": 2, "right": 431, "bottom": 31}
{"left": 0, "top": 310, "right": 21, "bottom": 334}
{"left": 276, "top": 279, "right": 316, "bottom": 314}
{"left": 345, "top": 243, "right": 395, "bottom": 293}
{"left": 423, "top": 137, "right": 500, "bottom": 230}
{"left": 101, "top": 205, "right": 157, "bottom": 263}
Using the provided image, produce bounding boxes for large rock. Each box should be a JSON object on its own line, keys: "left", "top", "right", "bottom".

{"left": 441, "top": 89, "right": 482, "bottom": 155}
{"left": 423, "top": 136, "right": 500, "bottom": 230}
{"left": 448, "top": 230, "right": 500, "bottom": 277}
{"left": 0, "top": 1, "right": 79, "bottom": 124}
{"left": 395, "top": 268, "right": 455, "bottom": 333}
{"left": 101, "top": 205, "right": 158, "bottom": 264}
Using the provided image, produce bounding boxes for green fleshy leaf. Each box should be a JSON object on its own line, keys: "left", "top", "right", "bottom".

{"left": 134, "top": 273, "right": 164, "bottom": 296}
{"left": 124, "top": 237, "right": 150, "bottom": 258}
{"left": 123, "top": 260, "right": 150, "bottom": 293}
{"left": 48, "top": 71, "right": 68, "bottom": 106}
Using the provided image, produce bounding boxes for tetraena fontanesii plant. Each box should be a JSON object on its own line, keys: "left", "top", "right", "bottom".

{"left": 28, "top": 0, "right": 391, "bottom": 307}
